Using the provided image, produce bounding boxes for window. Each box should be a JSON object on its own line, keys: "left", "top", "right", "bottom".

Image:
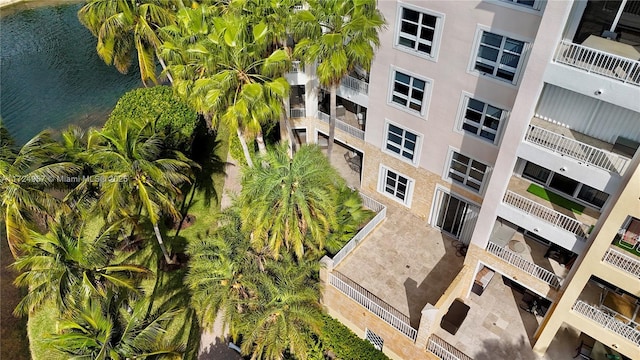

{"left": 448, "top": 152, "right": 488, "bottom": 192}
{"left": 385, "top": 122, "right": 419, "bottom": 162}
{"left": 474, "top": 31, "right": 525, "bottom": 83}
{"left": 499, "top": 0, "right": 540, "bottom": 9}
{"left": 391, "top": 70, "right": 428, "bottom": 114}
{"left": 379, "top": 166, "right": 412, "bottom": 205}
{"left": 365, "top": 329, "right": 384, "bottom": 351}
{"left": 461, "top": 97, "right": 505, "bottom": 143}
{"left": 520, "top": 161, "right": 610, "bottom": 209}
{"left": 397, "top": 6, "right": 442, "bottom": 58}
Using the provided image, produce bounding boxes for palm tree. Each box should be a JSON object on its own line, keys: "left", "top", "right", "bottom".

{"left": 78, "top": 0, "right": 179, "bottom": 86}
{"left": 12, "top": 219, "right": 149, "bottom": 316}
{"left": 46, "top": 296, "right": 184, "bottom": 359}
{"left": 237, "top": 256, "right": 323, "bottom": 360}
{"left": 78, "top": 118, "right": 194, "bottom": 264}
{"left": 0, "top": 129, "right": 81, "bottom": 257}
{"left": 162, "top": 11, "right": 290, "bottom": 166}
{"left": 294, "top": 0, "right": 385, "bottom": 161}
{"left": 239, "top": 143, "right": 342, "bottom": 259}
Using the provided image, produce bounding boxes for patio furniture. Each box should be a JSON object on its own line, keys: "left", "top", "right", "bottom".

{"left": 344, "top": 151, "right": 361, "bottom": 173}
{"left": 618, "top": 218, "right": 640, "bottom": 250}
{"left": 440, "top": 298, "right": 470, "bottom": 335}
{"left": 472, "top": 266, "right": 495, "bottom": 296}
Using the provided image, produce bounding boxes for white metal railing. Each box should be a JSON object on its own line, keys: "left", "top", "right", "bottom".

{"left": 290, "top": 108, "right": 306, "bottom": 118}
{"left": 341, "top": 75, "right": 369, "bottom": 94}
{"left": 603, "top": 247, "right": 640, "bottom": 279}
{"left": 316, "top": 110, "right": 365, "bottom": 140}
{"left": 525, "top": 124, "right": 630, "bottom": 175}
{"left": 554, "top": 40, "right": 640, "bottom": 86}
{"left": 329, "top": 271, "right": 417, "bottom": 340}
{"left": 503, "top": 191, "right": 590, "bottom": 239}
{"left": 331, "top": 193, "right": 386, "bottom": 267}
{"left": 427, "top": 335, "right": 473, "bottom": 360}
{"left": 290, "top": 61, "right": 302, "bottom": 73}
{"left": 487, "top": 242, "right": 562, "bottom": 288}
{"left": 573, "top": 300, "right": 640, "bottom": 346}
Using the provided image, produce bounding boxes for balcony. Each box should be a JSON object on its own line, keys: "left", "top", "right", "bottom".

{"left": 502, "top": 189, "right": 592, "bottom": 239}
{"left": 554, "top": 40, "right": 640, "bottom": 86}
{"left": 603, "top": 246, "right": 640, "bottom": 279}
{"left": 317, "top": 110, "right": 365, "bottom": 140}
{"left": 426, "top": 335, "right": 472, "bottom": 360}
{"left": 572, "top": 300, "right": 640, "bottom": 346}
{"left": 341, "top": 75, "right": 369, "bottom": 95}
{"left": 486, "top": 241, "right": 563, "bottom": 289}
{"left": 524, "top": 118, "right": 632, "bottom": 176}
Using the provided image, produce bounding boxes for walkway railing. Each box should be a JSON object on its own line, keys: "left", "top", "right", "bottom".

{"left": 329, "top": 271, "right": 417, "bottom": 340}
{"left": 573, "top": 300, "right": 640, "bottom": 346}
{"left": 602, "top": 247, "right": 640, "bottom": 279}
{"left": 427, "top": 335, "right": 473, "bottom": 360}
{"left": 317, "top": 110, "right": 365, "bottom": 140}
{"left": 503, "top": 191, "right": 590, "bottom": 239}
{"left": 487, "top": 242, "right": 562, "bottom": 288}
{"left": 290, "top": 108, "right": 306, "bottom": 118}
{"left": 331, "top": 193, "right": 386, "bottom": 267}
{"left": 341, "top": 75, "right": 369, "bottom": 95}
{"left": 554, "top": 40, "right": 640, "bottom": 86}
{"left": 525, "top": 124, "right": 630, "bottom": 175}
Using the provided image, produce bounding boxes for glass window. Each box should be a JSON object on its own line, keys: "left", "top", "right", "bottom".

{"left": 397, "top": 7, "right": 440, "bottom": 57}
{"left": 462, "top": 97, "right": 505, "bottom": 143}
{"left": 386, "top": 123, "right": 418, "bottom": 162}
{"left": 474, "top": 31, "right": 525, "bottom": 83}
{"left": 549, "top": 173, "right": 580, "bottom": 196}
{"left": 381, "top": 167, "right": 411, "bottom": 204}
{"left": 448, "top": 152, "right": 489, "bottom": 192}
{"left": 391, "top": 71, "right": 428, "bottom": 113}
{"left": 577, "top": 185, "right": 609, "bottom": 208}
{"left": 522, "top": 162, "right": 550, "bottom": 183}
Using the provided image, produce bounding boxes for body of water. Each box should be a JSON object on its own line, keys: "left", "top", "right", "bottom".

{"left": 0, "top": 2, "right": 141, "bottom": 144}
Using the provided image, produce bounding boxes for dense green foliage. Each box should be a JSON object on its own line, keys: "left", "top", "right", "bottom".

{"left": 318, "top": 315, "right": 390, "bottom": 360}
{"left": 105, "top": 86, "right": 199, "bottom": 150}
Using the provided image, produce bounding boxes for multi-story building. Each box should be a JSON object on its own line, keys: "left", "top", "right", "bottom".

{"left": 287, "top": 1, "right": 640, "bottom": 359}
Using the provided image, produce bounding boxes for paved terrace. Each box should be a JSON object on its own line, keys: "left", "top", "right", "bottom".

{"left": 334, "top": 202, "right": 465, "bottom": 328}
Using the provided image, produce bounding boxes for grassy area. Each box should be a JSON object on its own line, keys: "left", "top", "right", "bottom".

{"left": 526, "top": 184, "right": 585, "bottom": 214}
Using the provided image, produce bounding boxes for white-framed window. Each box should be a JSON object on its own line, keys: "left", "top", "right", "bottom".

{"left": 499, "top": 0, "right": 542, "bottom": 10}
{"left": 459, "top": 96, "right": 506, "bottom": 144}
{"left": 447, "top": 151, "right": 489, "bottom": 193}
{"left": 378, "top": 165, "right": 413, "bottom": 206}
{"left": 365, "top": 329, "right": 384, "bottom": 351}
{"left": 384, "top": 121, "right": 420, "bottom": 164}
{"left": 389, "top": 69, "right": 431, "bottom": 116}
{"left": 472, "top": 30, "right": 527, "bottom": 84}
{"left": 395, "top": 4, "right": 444, "bottom": 60}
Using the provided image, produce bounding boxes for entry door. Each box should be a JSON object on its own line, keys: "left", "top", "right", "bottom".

{"left": 433, "top": 189, "right": 479, "bottom": 245}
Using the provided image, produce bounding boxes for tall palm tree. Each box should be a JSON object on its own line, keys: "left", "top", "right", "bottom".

{"left": 294, "top": 0, "right": 385, "bottom": 161}
{"left": 162, "top": 11, "right": 290, "bottom": 166}
{"left": 12, "top": 219, "right": 149, "bottom": 316}
{"left": 46, "top": 296, "right": 184, "bottom": 359}
{"left": 78, "top": 0, "right": 179, "bottom": 86}
{"left": 0, "top": 129, "right": 81, "bottom": 257}
{"left": 237, "top": 256, "right": 323, "bottom": 360}
{"left": 239, "top": 143, "right": 342, "bottom": 259}
{"left": 78, "top": 118, "right": 194, "bottom": 264}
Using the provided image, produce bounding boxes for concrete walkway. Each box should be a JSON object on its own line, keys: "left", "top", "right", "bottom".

{"left": 198, "top": 158, "right": 243, "bottom": 360}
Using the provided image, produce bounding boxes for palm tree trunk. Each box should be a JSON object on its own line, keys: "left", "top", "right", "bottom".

{"left": 237, "top": 128, "right": 254, "bottom": 168}
{"left": 327, "top": 84, "right": 337, "bottom": 163}
{"left": 156, "top": 51, "right": 174, "bottom": 85}
{"left": 153, "top": 224, "right": 175, "bottom": 265}
{"left": 256, "top": 130, "right": 267, "bottom": 156}
{"left": 280, "top": 105, "right": 294, "bottom": 158}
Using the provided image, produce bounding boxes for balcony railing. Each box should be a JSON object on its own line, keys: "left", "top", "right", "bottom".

{"left": 329, "top": 271, "right": 417, "bottom": 340}
{"left": 427, "top": 335, "right": 473, "bottom": 360}
{"left": 525, "top": 124, "right": 630, "bottom": 175}
{"left": 487, "top": 242, "right": 562, "bottom": 288}
{"left": 331, "top": 193, "right": 386, "bottom": 267}
{"left": 573, "top": 300, "right": 640, "bottom": 346}
{"left": 602, "top": 247, "right": 640, "bottom": 279}
{"left": 554, "top": 40, "right": 640, "bottom": 86}
{"left": 290, "top": 60, "right": 302, "bottom": 73}
{"left": 341, "top": 75, "right": 369, "bottom": 95}
{"left": 503, "top": 191, "right": 590, "bottom": 239}
{"left": 290, "top": 108, "right": 306, "bottom": 118}
{"left": 317, "top": 110, "right": 365, "bottom": 140}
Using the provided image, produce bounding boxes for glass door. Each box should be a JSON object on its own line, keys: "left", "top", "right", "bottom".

{"left": 433, "top": 189, "right": 479, "bottom": 245}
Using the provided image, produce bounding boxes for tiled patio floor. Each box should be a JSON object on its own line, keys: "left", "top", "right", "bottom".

{"left": 334, "top": 203, "right": 465, "bottom": 328}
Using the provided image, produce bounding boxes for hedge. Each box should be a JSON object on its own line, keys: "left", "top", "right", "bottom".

{"left": 318, "top": 315, "right": 390, "bottom": 360}
{"left": 105, "top": 86, "right": 199, "bottom": 150}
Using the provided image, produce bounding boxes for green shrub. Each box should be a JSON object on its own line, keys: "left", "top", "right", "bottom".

{"left": 318, "top": 315, "right": 390, "bottom": 360}
{"left": 105, "top": 86, "right": 199, "bottom": 150}
{"left": 228, "top": 130, "right": 256, "bottom": 166}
